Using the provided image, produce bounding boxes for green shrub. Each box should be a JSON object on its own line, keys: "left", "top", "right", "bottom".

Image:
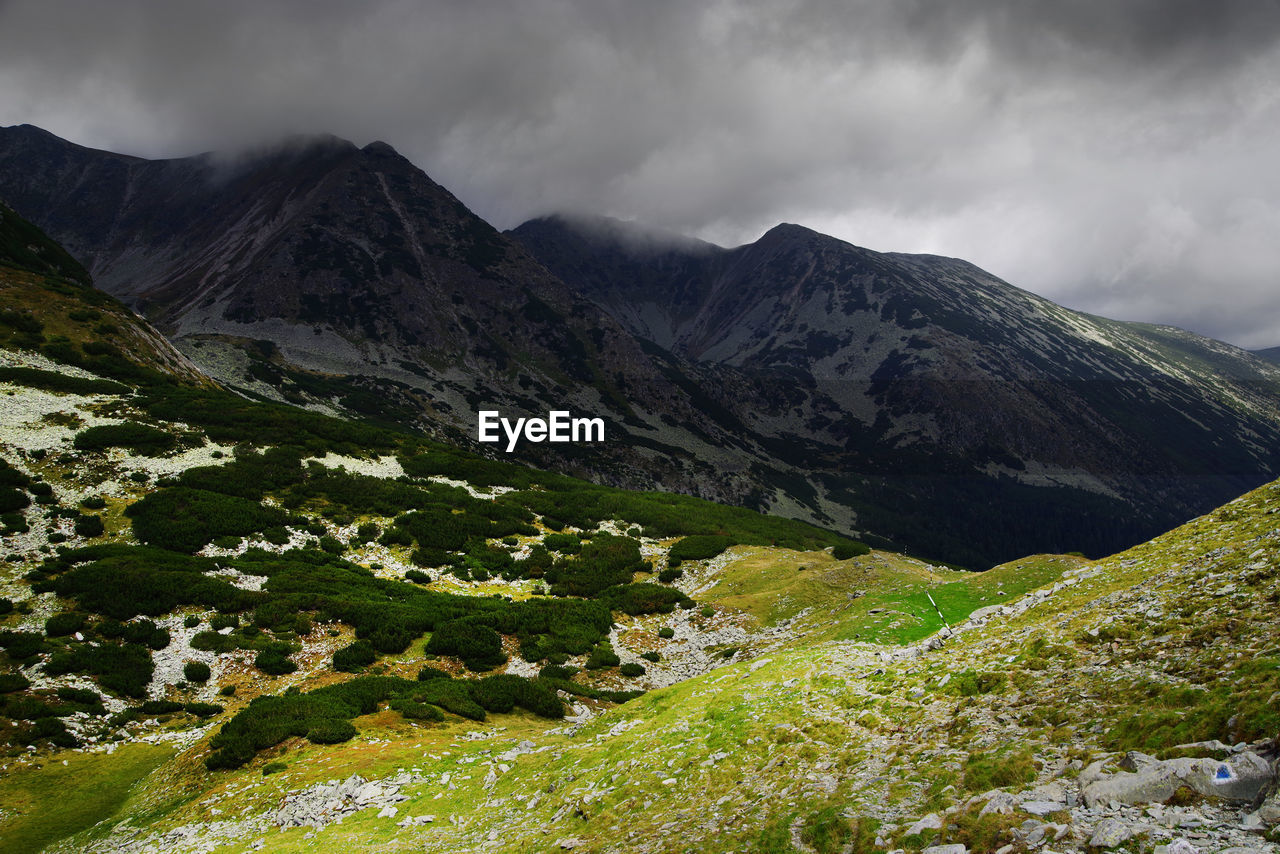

{"left": 254, "top": 644, "right": 297, "bottom": 675}
{"left": 56, "top": 686, "right": 104, "bottom": 709}
{"left": 205, "top": 677, "right": 412, "bottom": 768}
{"left": 51, "top": 547, "right": 259, "bottom": 620}
{"left": 24, "top": 716, "right": 77, "bottom": 748}
{"left": 832, "top": 542, "right": 868, "bottom": 560}
{"left": 0, "top": 673, "right": 31, "bottom": 693}
{"left": 190, "top": 631, "right": 235, "bottom": 653}
{"left": 426, "top": 620, "right": 505, "bottom": 671}
{"left": 262, "top": 762, "right": 287, "bottom": 775}
{"left": 545, "top": 533, "right": 646, "bottom": 597}
{"left": 0, "top": 487, "right": 31, "bottom": 514}
{"left": 306, "top": 720, "right": 357, "bottom": 744}
{"left": 44, "top": 642, "right": 153, "bottom": 697}
{"left": 542, "top": 533, "right": 582, "bottom": 554}
{"left": 94, "top": 619, "right": 125, "bottom": 639}
{"left": 658, "top": 627, "right": 675, "bottom": 639}
{"left": 380, "top": 527, "right": 414, "bottom": 548}
{"left": 470, "top": 674, "right": 563, "bottom": 719}
{"left": 668, "top": 534, "right": 733, "bottom": 563}
{"left": 0, "top": 630, "right": 44, "bottom": 660}
{"left": 658, "top": 567, "right": 683, "bottom": 583}
{"left": 417, "top": 666, "right": 452, "bottom": 681}
{"left": 390, "top": 698, "right": 444, "bottom": 721}
{"left": 126, "top": 488, "right": 290, "bottom": 553}
{"left": 585, "top": 642, "right": 621, "bottom": 670}
{"left": 619, "top": 662, "right": 645, "bottom": 677}
{"left": 44, "top": 612, "right": 86, "bottom": 637}
{"left": 120, "top": 619, "right": 155, "bottom": 644}
{"left": 184, "top": 661, "right": 212, "bottom": 682}
{"left": 318, "top": 535, "right": 345, "bottom": 555}
{"left": 210, "top": 614, "right": 239, "bottom": 631}
{"left": 600, "top": 583, "right": 691, "bottom": 616}
{"left": 185, "top": 702, "right": 223, "bottom": 717}
{"left": 73, "top": 424, "right": 177, "bottom": 455}
{"left": 333, "top": 640, "right": 376, "bottom": 672}
{"left": 0, "top": 366, "right": 126, "bottom": 395}
{"left": 73, "top": 513, "right": 105, "bottom": 538}
{"left": 640, "top": 651, "right": 660, "bottom": 662}
{"left": 137, "top": 700, "right": 185, "bottom": 716}
{"left": 260, "top": 527, "right": 290, "bottom": 546}
{"left": 404, "top": 569, "right": 431, "bottom": 584}
{"left": 184, "top": 615, "right": 201, "bottom": 628}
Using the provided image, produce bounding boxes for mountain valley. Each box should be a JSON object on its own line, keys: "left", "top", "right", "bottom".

{"left": 5, "top": 126, "right": 1280, "bottom": 566}
{"left": 2, "top": 138, "right": 1280, "bottom": 854}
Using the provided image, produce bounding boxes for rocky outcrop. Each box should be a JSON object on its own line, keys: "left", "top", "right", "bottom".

{"left": 272, "top": 773, "right": 422, "bottom": 829}
{"left": 1081, "top": 751, "right": 1274, "bottom": 808}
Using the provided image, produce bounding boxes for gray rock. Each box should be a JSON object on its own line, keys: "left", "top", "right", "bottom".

{"left": 979, "top": 791, "right": 1019, "bottom": 816}
{"left": 907, "top": 813, "right": 943, "bottom": 835}
{"left": 1119, "top": 751, "right": 1159, "bottom": 772}
{"left": 1021, "top": 800, "right": 1065, "bottom": 817}
{"left": 1257, "top": 789, "right": 1280, "bottom": 825}
{"left": 921, "top": 845, "right": 967, "bottom": 854}
{"left": 1089, "top": 818, "right": 1133, "bottom": 848}
{"left": 1081, "top": 752, "right": 1273, "bottom": 807}
{"left": 1015, "top": 819, "right": 1047, "bottom": 846}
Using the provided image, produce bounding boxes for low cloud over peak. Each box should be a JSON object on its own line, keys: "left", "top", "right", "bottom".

{"left": 3, "top": 0, "right": 1280, "bottom": 347}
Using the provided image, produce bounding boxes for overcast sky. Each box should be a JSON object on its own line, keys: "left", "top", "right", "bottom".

{"left": 2, "top": 0, "right": 1280, "bottom": 348}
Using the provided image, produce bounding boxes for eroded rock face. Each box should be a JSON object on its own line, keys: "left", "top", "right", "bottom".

{"left": 1081, "top": 751, "right": 1273, "bottom": 808}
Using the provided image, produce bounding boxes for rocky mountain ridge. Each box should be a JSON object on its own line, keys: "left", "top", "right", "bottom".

{"left": 511, "top": 214, "right": 1280, "bottom": 564}
{"left": 5, "top": 126, "right": 1280, "bottom": 567}
{"left": 0, "top": 124, "right": 789, "bottom": 523}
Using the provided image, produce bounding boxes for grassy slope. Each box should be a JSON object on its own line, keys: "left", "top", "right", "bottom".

{"left": 700, "top": 547, "right": 1082, "bottom": 644}
{"left": 0, "top": 265, "right": 211, "bottom": 386}
{"left": 0, "top": 743, "right": 175, "bottom": 852}
{"left": 29, "top": 476, "right": 1275, "bottom": 853}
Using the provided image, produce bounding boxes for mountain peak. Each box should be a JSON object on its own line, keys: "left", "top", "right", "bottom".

{"left": 3, "top": 123, "right": 57, "bottom": 138}
{"left": 360, "top": 140, "right": 399, "bottom": 156}
{"left": 758, "top": 222, "right": 820, "bottom": 241}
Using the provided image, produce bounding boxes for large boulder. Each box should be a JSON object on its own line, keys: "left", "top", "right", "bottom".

{"left": 1081, "top": 751, "right": 1272, "bottom": 807}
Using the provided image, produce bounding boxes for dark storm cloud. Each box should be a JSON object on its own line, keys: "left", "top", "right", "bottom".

{"left": 2, "top": 0, "right": 1280, "bottom": 346}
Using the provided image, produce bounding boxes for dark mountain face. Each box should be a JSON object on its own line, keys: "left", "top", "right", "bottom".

{"left": 0, "top": 125, "right": 770, "bottom": 507}
{"left": 6, "top": 126, "right": 1280, "bottom": 567}
{"left": 1255, "top": 347, "right": 1280, "bottom": 366}
{"left": 510, "top": 215, "right": 1280, "bottom": 564}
